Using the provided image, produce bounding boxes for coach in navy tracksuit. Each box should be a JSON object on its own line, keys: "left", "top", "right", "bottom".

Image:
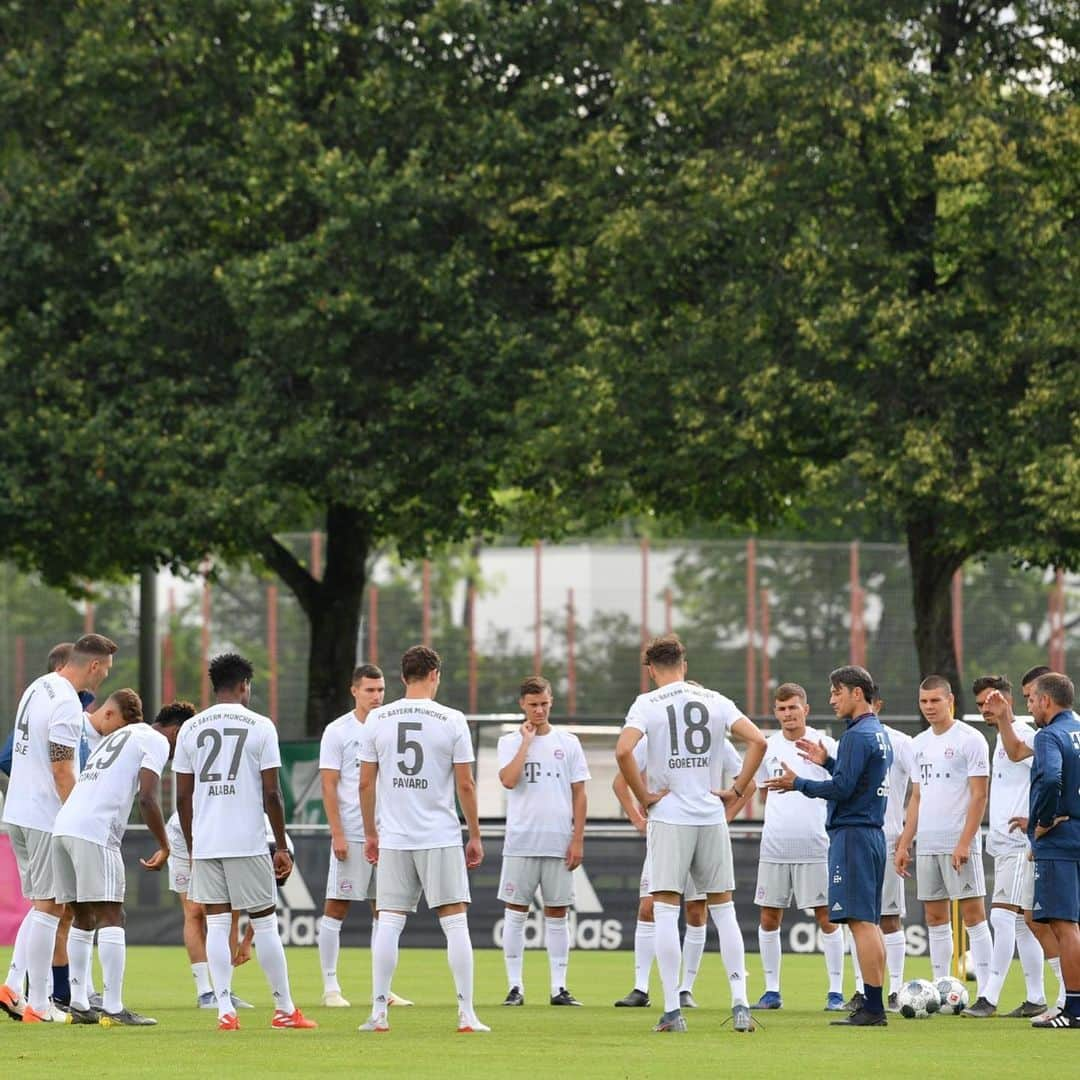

{"left": 1026, "top": 672, "right": 1080, "bottom": 1029}
{"left": 764, "top": 665, "right": 892, "bottom": 1026}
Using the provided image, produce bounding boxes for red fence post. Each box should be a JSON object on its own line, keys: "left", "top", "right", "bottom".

{"left": 1049, "top": 567, "right": 1067, "bottom": 673}
{"left": 640, "top": 538, "right": 650, "bottom": 693}
{"left": 664, "top": 587, "right": 673, "bottom": 634}
{"left": 422, "top": 559, "right": 432, "bottom": 647}
{"left": 369, "top": 585, "right": 379, "bottom": 666}
{"left": 200, "top": 576, "right": 212, "bottom": 710}
{"left": 850, "top": 540, "right": 866, "bottom": 668}
{"left": 84, "top": 601, "right": 95, "bottom": 634}
{"left": 311, "top": 531, "right": 322, "bottom": 580}
{"left": 952, "top": 568, "right": 964, "bottom": 678}
{"left": 162, "top": 587, "right": 176, "bottom": 703}
{"left": 760, "top": 587, "right": 771, "bottom": 708}
{"left": 13, "top": 635, "right": 25, "bottom": 709}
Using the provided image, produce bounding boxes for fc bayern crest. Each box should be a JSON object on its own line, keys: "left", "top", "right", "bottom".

{"left": 554, "top": 749, "right": 565, "bottom": 760}
{"left": 944, "top": 747, "right": 955, "bottom": 758}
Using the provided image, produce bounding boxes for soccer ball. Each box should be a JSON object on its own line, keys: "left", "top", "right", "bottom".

{"left": 935, "top": 977, "right": 969, "bottom": 1014}
{"left": 897, "top": 979, "right": 941, "bottom": 1019}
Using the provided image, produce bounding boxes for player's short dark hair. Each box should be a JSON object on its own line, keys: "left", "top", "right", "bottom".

{"left": 1033, "top": 673, "right": 1074, "bottom": 710}
{"left": 47, "top": 642, "right": 74, "bottom": 673}
{"left": 1021, "top": 664, "right": 1053, "bottom": 687}
{"left": 352, "top": 663, "right": 384, "bottom": 684}
{"left": 208, "top": 653, "right": 254, "bottom": 692}
{"left": 401, "top": 645, "right": 440, "bottom": 682}
{"left": 829, "top": 665, "right": 875, "bottom": 701}
{"left": 972, "top": 674, "right": 1011, "bottom": 696}
{"left": 71, "top": 633, "right": 119, "bottom": 662}
{"left": 642, "top": 634, "right": 686, "bottom": 670}
{"left": 519, "top": 675, "right": 552, "bottom": 699}
{"left": 774, "top": 682, "right": 807, "bottom": 703}
{"left": 110, "top": 688, "right": 143, "bottom": 725}
{"left": 919, "top": 674, "right": 953, "bottom": 694}
{"left": 154, "top": 700, "right": 196, "bottom": 728}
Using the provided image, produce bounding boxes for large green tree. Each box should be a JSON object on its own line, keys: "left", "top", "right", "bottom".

{"left": 527, "top": 1, "right": 1079, "bottom": 706}
{"left": 0, "top": 0, "right": 642, "bottom": 731}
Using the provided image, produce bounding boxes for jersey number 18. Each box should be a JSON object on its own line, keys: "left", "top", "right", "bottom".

{"left": 666, "top": 702, "right": 712, "bottom": 757}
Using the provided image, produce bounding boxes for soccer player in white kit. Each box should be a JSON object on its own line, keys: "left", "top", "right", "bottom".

{"left": 51, "top": 689, "right": 175, "bottom": 1026}
{"left": 961, "top": 675, "right": 1048, "bottom": 1017}
{"left": 752, "top": 683, "right": 846, "bottom": 1011}
{"left": 358, "top": 646, "right": 486, "bottom": 1034}
{"left": 615, "top": 635, "right": 767, "bottom": 1033}
{"left": 0, "top": 633, "right": 117, "bottom": 1024}
{"left": 498, "top": 675, "right": 590, "bottom": 1007}
{"left": 317, "top": 663, "right": 412, "bottom": 1008}
{"left": 895, "top": 676, "right": 992, "bottom": 997}
{"left": 174, "top": 653, "right": 316, "bottom": 1031}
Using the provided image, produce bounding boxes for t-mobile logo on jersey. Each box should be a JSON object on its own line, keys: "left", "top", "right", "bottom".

{"left": 523, "top": 762, "right": 542, "bottom": 783}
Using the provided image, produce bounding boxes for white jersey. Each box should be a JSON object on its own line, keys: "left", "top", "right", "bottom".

{"left": 498, "top": 728, "right": 590, "bottom": 858}
{"left": 358, "top": 697, "right": 474, "bottom": 850}
{"left": 172, "top": 703, "right": 282, "bottom": 859}
{"left": 53, "top": 724, "right": 170, "bottom": 850}
{"left": 165, "top": 809, "right": 188, "bottom": 861}
{"left": 883, "top": 725, "right": 915, "bottom": 842}
{"left": 756, "top": 727, "right": 837, "bottom": 863}
{"left": 911, "top": 720, "right": 990, "bottom": 855}
{"left": 319, "top": 711, "right": 368, "bottom": 842}
{"left": 986, "top": 720, "right": 1037, "bottom": 856}
{"left": 2, "top": 673, "right": 84, "bottom": 833}
{"left": 633, "top": 735, "right": 742, "bottom": 782}
{"left": 623, "top": 680, "right": 741, "bottom": 826}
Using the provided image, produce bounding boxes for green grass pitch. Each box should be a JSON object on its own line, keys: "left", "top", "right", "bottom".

{"left": 1, "top": 946, "right": 1074, "bottom": 1078}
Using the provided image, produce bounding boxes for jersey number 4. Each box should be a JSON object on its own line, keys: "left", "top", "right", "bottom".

{"left": 666, "top": 702, "right": 712, "bottom": 757}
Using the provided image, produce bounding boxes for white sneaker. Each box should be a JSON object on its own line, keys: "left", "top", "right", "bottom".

{"left": 46, "top": 1002, "right": 69, "bottom": 1023}
{"left": 1032, "top": 1005, "right": 1063, "bottom": 1024}
{"left": 322, "top": 991, "right": 351, "bottom": 1008}
{"left": 388, "top": 991, "right": 414, "bottom": 1007}
{"left": 457, "top": 1011, "right": 490, "bottom": 1033}
{"left": 358, "top": 1011, "right": 389, "bottom": 1032}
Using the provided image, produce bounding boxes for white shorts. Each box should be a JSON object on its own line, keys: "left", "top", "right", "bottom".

{"left": 52, "top": 835, "right": 125, "bottom": 904}
{"left": 645, "top": 820, "right": 734, "bottom": 896}
{"left": 881, "top": 839, "right": 907, "bottom": 918}
{"left": 326, "top": 842, "right": 377, "bottom": 902}
{"left": 168, "top": 853, "right": 192, "bottom": 894}
{"left": 639, "top": 851, "right": 705, "bottom": 901}
{"left": 7, "top": 824, "right": 55, "bottom": 901}
{"left": 992, "top": 851, "right": 1035, "bottom": 910}
{"left": 754, "top": 862, "right": 829, "bottom": 910}
{"left": 916, "top": 852, "right": 986, "bottom": 902}
{"left": 498, "top": 855, "right": 575, "bottom": 908}
{"left": 376, "top": 847, "right": 470, "bottom": 913}
{"left": 189, "top": 854, "right": 276, "bottom": 912}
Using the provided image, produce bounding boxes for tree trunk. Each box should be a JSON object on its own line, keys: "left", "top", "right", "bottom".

{"left": 906, "top": 517, "right": 965, "bottom": 716}
{"left": 259, "top": 504, "right": 370, "bottom": 737}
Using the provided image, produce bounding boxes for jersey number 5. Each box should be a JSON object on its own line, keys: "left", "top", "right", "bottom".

{"left": 397, "top": 722, "right": 424, "bottom": 776}
{"left": 666, "top": 702, "right": 712, "bottom": 757}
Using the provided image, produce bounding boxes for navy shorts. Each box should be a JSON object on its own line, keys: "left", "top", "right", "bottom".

{"left": 1033, "top": 858, "right": 1080, "bottom": 923}
{"left": 826, "top": 827, "right": 885, "bottom": 924}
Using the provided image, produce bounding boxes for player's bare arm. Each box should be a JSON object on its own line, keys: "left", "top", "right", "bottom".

{"left": 137, "top": 766, "right": 170, "bottom": 870}
{"left": 989, "top": 690, "right": 1033, "bottom": 762}
{"left": 895, "top": 782, "right": 920, "bottom": 877}
{"left": 611, "top": 772, "right": 648, "bottom": 834}
{"left": 566, "top": 780, "right": 586, "bottom": 870}
{"left": 953, "top": 775, "right": 988, "bottom": 871}
{"left": 723, "top": 777, "right": 756, "bottom": 821}
{"left": 360, "top": 759, "right": 379, "bottom": 864}
{"left": 49, "top": 740, "right": 76, "bottom": 801}
{"left": 716, "top": 715, "right": 766, "bottom": 805}
{"left": 615, "top": 727, "right": 666, "bottom": 809}
{"left": 320, "top": 767, "right": 348, "bottom": 860}
{"left": 455, "top": 761, "right": 484, "bottom": 869}
{"left": 177, "top": 770, "right": 195, "bottom": 853}
{"left": 262, "top": 767, "right": 292, "bottom": 883}
{"left": 498, "top": 722, "right": 537, "bottom": 789}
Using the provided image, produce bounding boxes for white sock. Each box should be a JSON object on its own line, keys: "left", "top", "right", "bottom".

{"left": 205, "top": 913, "right": 234, "bottom": 1018}
{"left": 191, "top": 961, "right": 212, "bottom": 997}
{"left": 928, "top": 923, "right": 953, "bottom": 981}
{"left": 26, "top": 910, "right": 60, "bottom": 1014}
{"left": 633, "top": 920, "right": 655, "bottom": 993}
{"left": 679, "top": 923, "right": 707, "bottom": 994}
{"left": 1015, "top": 917, "right": 1045, "bottom": 1005}
{"left": 372, "top": 912, "right": 405, "bottom": 1014}
{"left": 758, "top": 926, "right": 781, "bottom": 993}
{"left": 883, "top": 930, "right": 906, "bottom": 996}
{"left": 709, "top": 902, "right": 748, "bottom": 1008}
{"left": 1049, "top": 956, "right": 1066, "bottom": 1008}
{"left": 967, "top": 920, "right": 993, "bottom": 999}
{"left": 848, "top": 927, "right": 864, "bottom": 992}
{"left": 822, "top": 927, "right": 844, "bottom": 995}
{"left": 440, "top": 912, "right": 475, "bottom": 1017}
{"left": 503, "top": 909, "right": 527, "bottom": 991}
{"left": 252, "top": 913, "right": 295, "bottom": 1015}
{"left": 67, "top": 927, "right": 95, "bottom": 1010}
{"left": 986, "top": 908, "right": 1016, "bottom": 1006}
{"left": 653, "top": 902, "right": 682, "bottom": 1014}
{"left": 5, "top": 909, "right": 33, "bottom": 994}
{"left": 86, "top": 959, "right": 97, "bottom": 997}
{"left": 98, "top": 926, "right": 126, "bottom": 1014}
{"left": 319, "top": 915, "right": 343, "bottom": 993}
{"left": 545, "top": 916, "right": 570, "bottom": 996}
